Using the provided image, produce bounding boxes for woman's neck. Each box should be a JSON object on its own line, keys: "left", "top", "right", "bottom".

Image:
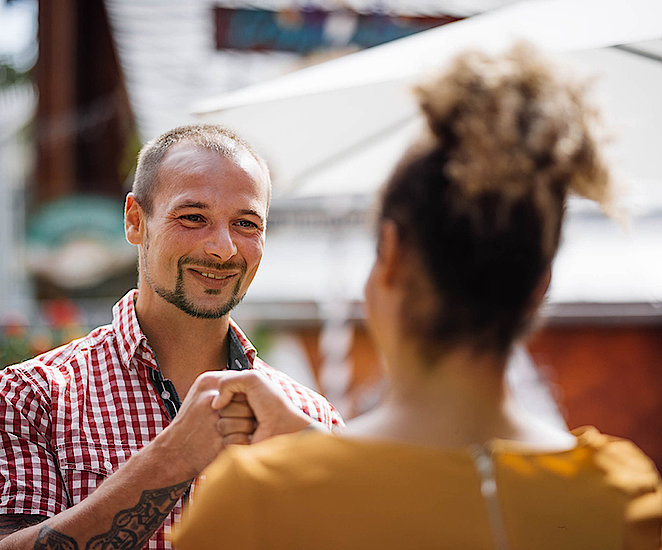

{"left": 346, "top": 345, "right": 574, "bottom": 451}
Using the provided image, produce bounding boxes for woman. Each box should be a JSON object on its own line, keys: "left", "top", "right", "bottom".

{"left": 173, "top": 44, "right": 662, "bottom": 549}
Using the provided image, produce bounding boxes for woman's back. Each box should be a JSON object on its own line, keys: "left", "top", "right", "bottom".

{"left": 175, "top": 428, "right": 662, "bottom": 550}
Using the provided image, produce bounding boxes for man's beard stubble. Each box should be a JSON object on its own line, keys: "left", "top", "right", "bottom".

{"left": 141, "top": 246, "right": 247, "bottom": 319}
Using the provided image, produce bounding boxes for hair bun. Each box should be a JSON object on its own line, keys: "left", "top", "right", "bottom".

{"left": 413, "top": 42, "right": 614, "bottom": 218}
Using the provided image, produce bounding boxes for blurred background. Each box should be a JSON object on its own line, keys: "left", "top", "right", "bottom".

{"left": 0, "top": 0, "right": 660, "bottom": 470}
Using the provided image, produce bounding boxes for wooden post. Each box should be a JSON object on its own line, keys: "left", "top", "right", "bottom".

{"left": 36, "top": 0, "right": 77, "bottom": 202}
{"left": 35, "top": 0, "right": 134, "bottom": 204}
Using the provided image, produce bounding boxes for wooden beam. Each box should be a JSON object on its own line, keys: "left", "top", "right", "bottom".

{"left": 36, "top": 0, "right": 77, "bottom": 202}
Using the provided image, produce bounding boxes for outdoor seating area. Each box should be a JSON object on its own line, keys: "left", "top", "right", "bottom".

{"left": 0, "top": 1, "right": 661, "bottom": 547}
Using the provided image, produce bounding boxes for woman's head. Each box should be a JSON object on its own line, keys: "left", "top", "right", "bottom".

{"left": 372, "top": 43, "right": 613, "bottom": 359}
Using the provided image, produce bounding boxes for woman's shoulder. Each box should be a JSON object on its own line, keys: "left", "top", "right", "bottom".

{"left": 571, "top": 426, "right": 662, "bottom": 496}
{"left": 569, "top": 426, "right": 662, "bottom": 547}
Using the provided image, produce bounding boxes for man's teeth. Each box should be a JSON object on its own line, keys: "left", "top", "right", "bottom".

{"left": 200, "top": 272, "right": 231, "bottom": 280}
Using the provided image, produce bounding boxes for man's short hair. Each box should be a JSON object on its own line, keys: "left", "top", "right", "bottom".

{"left": 132, "top": 124, "right": 271, "bottom": 216}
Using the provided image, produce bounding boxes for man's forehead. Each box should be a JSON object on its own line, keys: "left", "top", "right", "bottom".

{"left": 159, "top": 141, "right": 253, "bottom": 172}
{"left": 158, "top": 142, "right": 268, "bottom": 188}
{"left": 155, "top": 142, "right": 269, "bottom": 210}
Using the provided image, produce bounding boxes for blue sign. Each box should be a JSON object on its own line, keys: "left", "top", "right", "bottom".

{"left": 214, "top": 8, "right": 460, "bottom": 54}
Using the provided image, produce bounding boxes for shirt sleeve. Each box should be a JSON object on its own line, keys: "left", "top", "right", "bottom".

{"left": 624, "top": 487, "right": 662, "bottom": 550}
{"left": 172, "top": 449, "right": 260, "bottom": 550}
{"left": 620, "top": 447, "right": 662, "bottom": 550}
{"left": 586, "top": 430, "right": 662, "bottom": 550}
{"left": 0, "top": 365, "right": 69, "bottom": 516}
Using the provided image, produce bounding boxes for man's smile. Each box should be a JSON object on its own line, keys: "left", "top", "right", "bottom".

{"left": 196, "top": 271, "right": 235, "bottom": 280}
{"left": 187, "top": 267, "right": 241, "bottom": 290}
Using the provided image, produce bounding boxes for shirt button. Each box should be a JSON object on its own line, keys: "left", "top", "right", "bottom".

{"left": 104, "top": 460, "right": 113, "bottom": 470}
{"left": 161, "top": 390, "right": 170, "bottom": 400}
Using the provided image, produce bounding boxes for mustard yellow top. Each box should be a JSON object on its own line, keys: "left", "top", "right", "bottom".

{"left": 173, "top": 426, "right": 662, "bottom": 550}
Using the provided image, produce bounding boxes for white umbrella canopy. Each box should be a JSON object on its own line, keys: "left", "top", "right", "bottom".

{"left": 194, "top": 0, "right": 662, "bottom": 310}
{"left": 192, "top": 0, "right": 662, "bottom": 198}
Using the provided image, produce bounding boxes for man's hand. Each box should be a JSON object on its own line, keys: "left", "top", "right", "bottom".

{"left": 151, "top": 372, "right": 242, "bottom": 479}
{"left": 212, "top": 370, "right": 318, "bottom": 445}
{"left": 216, "top": 392, "right": 256, "bottom": 446}
{"left": 155, "top": 370, "right": 318, "bottom": 478}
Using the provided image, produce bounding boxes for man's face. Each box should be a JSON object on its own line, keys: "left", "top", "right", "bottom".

{"left": 137, "top": 143, "right": 269, "bottom": 319}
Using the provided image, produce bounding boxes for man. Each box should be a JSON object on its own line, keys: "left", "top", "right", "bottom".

{"left": 0, "top": 124, "right": 343, "bottom": 549}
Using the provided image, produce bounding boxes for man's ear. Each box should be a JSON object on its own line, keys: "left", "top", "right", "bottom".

{"left": 125, "top": 193, "right": 145, "bottom": 245}
{"left": 374, "top": 220, "right": 403, "bottom": 288}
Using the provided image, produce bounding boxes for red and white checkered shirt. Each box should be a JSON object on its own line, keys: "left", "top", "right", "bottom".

{"left": 0, "top": 290, "right": 343, "bottom": 549}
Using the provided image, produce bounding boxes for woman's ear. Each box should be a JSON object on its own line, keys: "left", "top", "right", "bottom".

{"left": 125, "top": 193, "right": 145, "bottom": 245}
{"left": 529, "top": 266, "right": 552, "bottom": 312}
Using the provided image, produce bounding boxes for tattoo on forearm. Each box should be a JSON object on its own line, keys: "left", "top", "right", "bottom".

{"left": 85, "top": 479, "right": 192, "bottom": 549}
{"left": 30, "top": 479, "right": 192, "bottom": 550}
{"left": 0, "top": 514, "right": 48, "bottom": 534}
{"left": 34, "top": 526, "right": 78, "bottom": 550}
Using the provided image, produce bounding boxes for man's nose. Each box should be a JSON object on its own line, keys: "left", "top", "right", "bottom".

{"left": 203, "top": 225, "right": 237, "bottom": 261}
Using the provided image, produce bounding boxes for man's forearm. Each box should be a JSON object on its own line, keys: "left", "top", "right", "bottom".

{"left": 0, "top": 442, "right": 193, "bottom": 549}
{"left": 38, "top": 481, "right": 191, "bottom": 550}
{"left": 0, "top": 371, "right": 242, "bottom": 549}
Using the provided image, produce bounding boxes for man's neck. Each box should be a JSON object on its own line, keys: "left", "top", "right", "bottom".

{"left": 134, "top": 291, "right": 231, "bottom": 398}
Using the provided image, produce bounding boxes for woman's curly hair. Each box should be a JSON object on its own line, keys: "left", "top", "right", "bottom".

{"left": 379, "top": 43, "right": 614, "bottom": 356}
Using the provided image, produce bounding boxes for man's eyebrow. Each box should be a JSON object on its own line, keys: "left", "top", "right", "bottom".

{"left": 173, "top": 201, "right": 208, "bottom": 210}
{"left": 238, "top": 209, "right": 264, "bottom": 219}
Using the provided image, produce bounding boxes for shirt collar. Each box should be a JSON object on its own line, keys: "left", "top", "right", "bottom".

{"left": 228, "top": 318, "right": 257, "bottom": 367}
{"left": 112, "top": 289, "right": 147, "bottom": 370}
{"left": 111, "top": 289, "right": 257, "bottom": 370}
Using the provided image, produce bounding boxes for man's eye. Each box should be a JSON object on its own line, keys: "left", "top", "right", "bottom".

{"left": 180, "top": 214, "right": 204, "bottom": 223}
{"left": 237, "top": 220, "right": 258, "bottom": 229}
